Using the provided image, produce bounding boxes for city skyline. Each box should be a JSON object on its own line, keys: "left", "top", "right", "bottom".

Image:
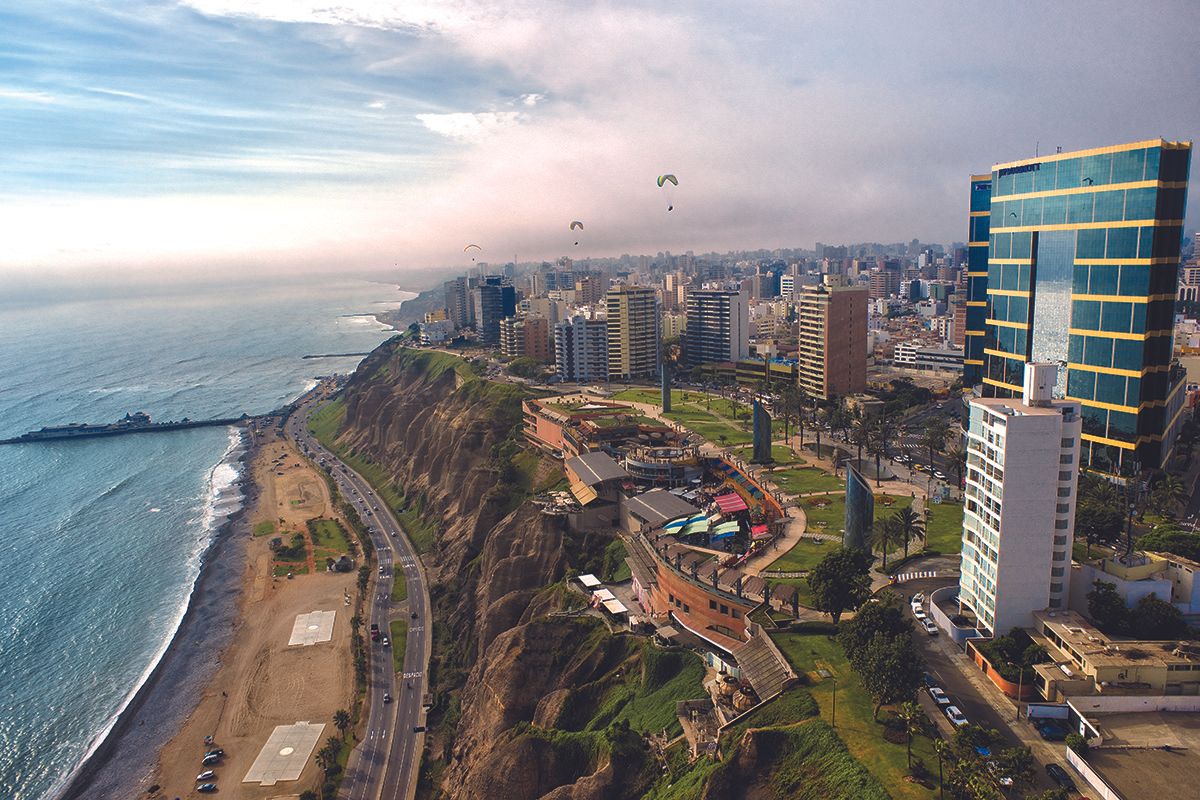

{"left": 1, "top": 1, "right": 1197, "bottom": 277}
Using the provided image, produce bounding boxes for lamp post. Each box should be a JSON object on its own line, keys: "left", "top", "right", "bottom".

{"left": 831, "top": 675, "right": 838, "bottom": 728}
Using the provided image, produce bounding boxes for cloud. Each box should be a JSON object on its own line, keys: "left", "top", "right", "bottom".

{"left": 416, "top": 110, "right": 522, "bottom": 141}
{"left": 366, "top": 99, "right": 388, "bottom": 109}
{"left": 0, "top": 87, "right": 58, "bottom": 104}
{"left": 519, "top": 92, "right": 544, "bottom": 107}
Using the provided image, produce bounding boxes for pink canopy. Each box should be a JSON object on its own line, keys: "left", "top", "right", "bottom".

{"left": 751, "top": 523, "right": 770, "bottom": 539}
{"left": 714, "top": 492, "right": 748, "bottom": 514}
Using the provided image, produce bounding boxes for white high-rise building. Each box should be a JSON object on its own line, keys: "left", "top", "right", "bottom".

{"left": 958, "top": 363, "right": 1082, "bottom": 637}
{"left": 554, "top": 315, "right": 608, "bottom": 383}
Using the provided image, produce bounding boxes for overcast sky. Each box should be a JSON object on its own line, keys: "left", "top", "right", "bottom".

{"left": 0, "top": 0, "right": 1196, "bottom": 278}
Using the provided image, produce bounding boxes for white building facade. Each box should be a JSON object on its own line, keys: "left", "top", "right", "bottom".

{"left": 959, "top": 363, "right": 1082, "bottom": 636}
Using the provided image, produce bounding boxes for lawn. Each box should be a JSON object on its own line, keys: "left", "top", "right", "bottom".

{"left": 391, "top": 570, "right": 408, "bottom": 602}
{"left": 772, "top": 466, "right": 845, "bottom": 496}
{"left": 389, "top": 619, "right": 408, "bottom": 673}
{"left": 765, "top": 536, "right": 842, "bottom": 573}
{"left": 310, "top": 517, "right": 351, "bottom": 552}
{"left": 920, "top": 500, "right": 963, "bottom": 554}
{"left": 252, "top": 520, "right": 276, "bottom": 537}
{"left": 273, "top": 563, "right": 309, "bottom": 577}
{"left": 771, "top": 630, "right": 941, "bottom": 800}
{"left": 799, "top": 494, "right": 847, "bottom": 535}
{"left": 735, "top": 443, "right": 806, "bottom": 465}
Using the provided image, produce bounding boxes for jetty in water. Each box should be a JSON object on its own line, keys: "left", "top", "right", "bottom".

{"left": 0, "top": 411, "right": 258, "bottom": 445}
{"left": 301, "top": 352, "right": 371, "bottom": 359}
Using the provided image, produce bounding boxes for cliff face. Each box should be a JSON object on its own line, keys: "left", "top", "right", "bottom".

{"left": 334, "top": 344, "right": 653, "bottom": 799}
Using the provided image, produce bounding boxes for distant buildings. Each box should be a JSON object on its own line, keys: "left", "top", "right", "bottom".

{"left": 499, "top": 315, "right": 551, "bottom": 362}
{"left": 796, "top": 283, "right": 867, "bottom": 400}
{"left": 554, "top": 315, "right": 608, "bottom": 383}
{"left": 684, "top": 289, "right": 749, "bottom": 366}
{"left": 443, "top": 276, "right": 476, "bottom": 330}
{"left": 605, "top": 285, "right": 660, "bottom": 380}
{"left": 958, "top": 363, "right": 1081, "bottom": 637}
{"left": 975, "top": 138, "right": 1192, "bottom": 473}
{"left": 893, "top": 342, "right": 964, "bottom": 373}
{"left": 472, "top": 276, "right": 516, "bottom": 346}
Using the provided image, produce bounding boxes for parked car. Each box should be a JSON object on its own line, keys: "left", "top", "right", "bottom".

{"left": 928, "top": 687, "right": 950, "bottom": 705}
{"left": 196, "top": 770, "right": 215, "bottom": 781}
{"left": 921, "top": 672, "right": 939, "bottom": 689}
{"left": 933, "top": 470, "right": 947, "bottom": 480}
{"left": 922, "top": 619, "right": 939, "bottom": 635}
{"left": 202, "top": 754, "right": 221, "bottom": 766}
{"left": 1045, "top": 763, "right": 1077, "bottom": 792}
{"left": 197, "top": 785, "right": 217, "bottom": 794}
{"left": 1034, "top": 718, "right": 1068, "bottom": 741}
{"left": 945, "top": 706, "right": 968, "bottom": 727}
{"left": 205, "top": 749, "right": 225, "bottom": 758}
{"left": 910, "top": 593, "right": 925, "bottom": 604}
{"left": 913, "top": 609, "right": 928, "bottom": 621}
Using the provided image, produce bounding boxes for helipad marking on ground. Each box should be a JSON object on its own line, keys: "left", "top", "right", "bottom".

{"left": 288, "top": 610, "right": 336, "bottom": 646}
{"left": 243, "top": 721, "right": 325, "bottom": 785}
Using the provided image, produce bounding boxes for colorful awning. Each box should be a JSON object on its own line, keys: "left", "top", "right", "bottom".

{"left": 712, "top": 521, "right": 740, "bottom": 535}
{"left": 751, "top": 523, "right": 770, "bottom": 539}
{"left": 714, "top": 492, "right": 748, "bottom": 514}
{"left": 681, "top": 519, "right": 711, "bottom": 536}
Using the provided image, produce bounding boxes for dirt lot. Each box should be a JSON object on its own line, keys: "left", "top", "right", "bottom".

{"left": 153, "top": 432, "right": 358, "bottom": 798}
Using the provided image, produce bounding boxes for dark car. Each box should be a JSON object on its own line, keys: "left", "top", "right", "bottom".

{"left": 197, "top": 783, "right": 218, "bottom": 793}
{"left": 410, "top": 612, "right": 418, "bottom": 620}
{"left": 413, "top": 725, "right": 426, "bottom": 733}
{"left": 1045, "top": 763, "right": 1076, "bottom": 792}
{"left": 202, "top": 754, "right": 221, "bottom": 766}
{"left": 205, "top": 748, "right": 224, "bottom": 758}
{"left": 383, "top": 692, "right": 393, "bottom": 704}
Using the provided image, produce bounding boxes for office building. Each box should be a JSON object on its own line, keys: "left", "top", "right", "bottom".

{"left": 958, "top": 363, "right": 1082, "bottom": 637}
{"left": 471, "top": 276, "right": 517, "bottom": 347}
{"left": 554, "top": 315, "right": 608, "bottom": 383}
{"left": 977, "top": 138, "right": 1192, "bottom": 473}
{"left": 796, "top": 283, "right": 867, "bottom": 400}
{"left": 869, "top": 268, "right": 900, "bottom": 299}
{"left": 606, "top": 286, "right": 660, "bottom": 380}
{"left": 684, "top": 289, "right": 749, "bottom": 366}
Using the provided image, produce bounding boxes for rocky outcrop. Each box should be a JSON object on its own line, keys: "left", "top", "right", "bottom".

{"left": 333, "top": 345, "right": 646, "bottom": 799}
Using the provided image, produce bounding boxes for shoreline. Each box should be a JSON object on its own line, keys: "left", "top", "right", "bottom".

{"left": 56, "top": 430, "right": 259, "bottom": 800}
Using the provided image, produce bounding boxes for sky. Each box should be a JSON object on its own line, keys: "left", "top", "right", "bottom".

{"left": 0, "top": 0, "right": 1197, "bottom": 279}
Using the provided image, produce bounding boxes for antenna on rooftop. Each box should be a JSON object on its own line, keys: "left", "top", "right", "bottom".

{"left": 1035, "top": 140, "right": 1040, "bottom": 157}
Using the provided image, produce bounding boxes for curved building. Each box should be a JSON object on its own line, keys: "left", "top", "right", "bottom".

{"left": 844, "top": 465, "right": 874, "bottom": 551}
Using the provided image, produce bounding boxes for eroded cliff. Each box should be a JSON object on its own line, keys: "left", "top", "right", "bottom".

{"left": 329, "top": 344, "right": 662, "bottom": 799}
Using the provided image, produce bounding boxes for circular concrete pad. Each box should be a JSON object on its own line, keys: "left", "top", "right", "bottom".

{"left": 279, "top": 746, "right": 295, "bottom": 756}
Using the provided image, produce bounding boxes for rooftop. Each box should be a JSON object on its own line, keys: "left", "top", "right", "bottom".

{"left": 1033, "top": 610, "right": 1198, "bottom": 669}
{"left": 1080, "top": 711, "right": 1200, "bottom": 800}
{"left": 970, "top": 395, "right": 1078, "bottom": 418}
{"left": 625, "top": 488, "right": 699, "bottom": 528}
{"left": 565, "top": 451, "right": 630, "bottom": 486}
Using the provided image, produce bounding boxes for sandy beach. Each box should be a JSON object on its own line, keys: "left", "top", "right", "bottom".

{"left": 149, "top": 424, "right": 360, "bottom": 798}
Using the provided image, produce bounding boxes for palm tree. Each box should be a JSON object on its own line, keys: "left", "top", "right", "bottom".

{"left": 871, "top": 518, "right": 898, "bottom": 571}
{"left": 897, "top": 701, "right": 924, "bottom": 771}
{"left": 946, "top": 444, "right": 966, "bottom": 487}
{"left": 893, "top": 505, "right": 926, "bottom": 560}
{"left": 866, "top": 422, "right": 887, "bottom": 488}
{"left": 1154, "top": 474, "right": 1188, "bottom": 516}
{"left": 851, "top": 412, "right": 871, "bottom": 467}
{"left": 333, "top": 708, "right": 351, "bottom": 739}
{"left": 922, "top": 419, "right": 948, "bottom": 472}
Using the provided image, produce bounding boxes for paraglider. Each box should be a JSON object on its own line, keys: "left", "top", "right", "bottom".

{"left": 657, "top": 174, "right": 678, "bottom": 211}
{"left": 464, "top": 243, "right": 482, "bottom": 262}
{"left": 569, "top": 220, "right": 583, "bottom": 246}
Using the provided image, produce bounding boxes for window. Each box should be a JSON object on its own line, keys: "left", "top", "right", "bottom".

{"left": 683, "top": 603, "right": 690, "bottom": 613}
{"left": 1058, "top": 486, "right": 1072, "bottom": 497}
{"left": 1051, "top": 567, "right": 1065, "bottom": 577}
{"left": 668, "top": 593, "right": 675, "bottom": 604}
{"left": 1053, "top": 550, "right": 1067, "bottom": 561}
{"left": 1061, "top": 438, "right": 1074, "bottom": 448}
{"left": 1050, "top": 582, "right": 1064, "bottom": 593}
{"left": 732, "top": 610, "right": 742, "bottom": 620}
{"left": 1049, "top": 598, "right": 1063, "bottom": 609}
{"left": 1059, "top": 471, "right": 1073, "bottom": 481}
{"left": 719, "top": 604, "right": 728, "bottom": 615}
{"left": 1055, "top": 519, "right": 1069, "bottom": 529}
{"left": 709, "top": 599, "right": 717, "bottom": 610}
{"left": 1054, "top": 535, "right": 1069, "bottom": 546}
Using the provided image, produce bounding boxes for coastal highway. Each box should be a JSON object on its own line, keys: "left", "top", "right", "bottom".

{"left": 285, "top": 398, "right": 429, "bottom": 800}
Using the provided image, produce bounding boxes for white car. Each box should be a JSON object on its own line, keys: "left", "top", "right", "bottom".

{"left": 928, "top": 687, "right": 950, "bottom": 705}
{"left": 922, "top": 619, "right": 939, "bottom": 636}
{"left": 911, "top": 592, "right": 925, "bottom": 604}
{"left": 913, "top": 609, "right": 928, "bottom": 621}
{"left": 945, "top": 706, "right": 968, "bottom": 726}
{"left": 933, "top": 470, "right": 947, "bottom": 480}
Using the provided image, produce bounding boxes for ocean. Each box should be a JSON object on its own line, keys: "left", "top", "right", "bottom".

{"left": 0, "top": 276, "right": 412, "bottom": 799}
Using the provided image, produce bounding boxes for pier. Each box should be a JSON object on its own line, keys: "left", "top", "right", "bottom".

{"left": 0, "top": 414, "right": 259, "bottom": 445}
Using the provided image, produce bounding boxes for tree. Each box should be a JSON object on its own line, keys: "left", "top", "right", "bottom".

{"left": 1129, "top": 593, "right": 1187, "bottom": 639}
{"left": 922, "top": 419, "right": 948, "bottom": 471}
{"left": 506, "top": 356, "right": 544, "bottom": 379}
{"left": 897, "top": 701, "right": 925, "bottom": 770}
{"left": 893, "top": 505, "right": 926, "bottom": 560}
{"left": 1152, "top": 474, "right": 1188, "bottom": 517}
{"left": 838, "top": 595, "right": 911, "bottom": 664}
{"left": 870, "top": 518, "right": 897, "bottom": 571}
{"left": 871, "top": 414, "right": 897, "bottom": 488}
{"left": 1065, "top": 732, "right": 1089, "bottom": 757}
{"left": 946, "top": 443, "right": 966, "bottom": 487}
{"left": 808, "top": 547, "right": 872, "bottom": 623}
{"left": 851, "top": 412, "right": 871, "bottom": 466}
{"left": 1087, "top": 580, "right": 1128, "bottom": 634}
{"left": 1138, "top": 526, "right": 1200, "bottom": 560}
{"left": 858, "top": 631, "right": 923, "bottom": 720}
{"left": 333, "top": 708, "right": 351, "bottom": 738}
{"left": 1074, "top": 500, "right": 1125, "bottom": 558}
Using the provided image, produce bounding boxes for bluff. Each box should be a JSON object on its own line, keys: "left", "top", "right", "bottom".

{"left": 330, "top": 343, "right": 666, "bottom": 799}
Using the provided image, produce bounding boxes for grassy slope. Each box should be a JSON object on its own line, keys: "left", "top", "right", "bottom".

{"left": 771, "top": 631, "right": 940, "bottom": 800}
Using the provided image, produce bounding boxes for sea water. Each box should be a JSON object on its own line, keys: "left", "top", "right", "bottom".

{"left": 0, "top": 275, "right": 412, "bottom": 799}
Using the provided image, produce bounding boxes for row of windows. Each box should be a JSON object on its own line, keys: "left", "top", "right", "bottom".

{"left": 991, "top": 324, "right": 1028, "bottom": 357}
{"left": 1069, "top": 334, "right": 1148, "bottom": 372}
{"left": 1072, "top": 299, "right": 1149, "bottom": 335}
{"left": 1070, "top": 262, "right": 1171, "bottom": 297}
{"left": 990, "top": 293, "right": 1030, "bottom": 324}
{"left": 989, "top": 262, "right": 1032, "bottom": 291}
{"left": 707, "top": 598, "right": 742, "bottom": 619}
{"left": 990, "top": 186, "right": 1174, "bottom": 229}
{"left": 985, "top": 354, "right": 1026, "bottom": 388}
{"left": 666, "top": 593, "right": 690, "bottom": 614}
{"left": 1081, "top": 404, "right": 1138, "bottom": 442}
{"left": 991, "top": 146, "right": 1169, "bottom": 198}
{"left": 1067, "top": 368, "right": 1142, "bottom": 409}
{"left": 970, "top": 215, "right": 990, "bottom": 242}
{"left": 990, "top": 225, "right": 1171, "bottom": 261}
{"left": 970, "top": 180, "right": 992, "bottom": 213}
